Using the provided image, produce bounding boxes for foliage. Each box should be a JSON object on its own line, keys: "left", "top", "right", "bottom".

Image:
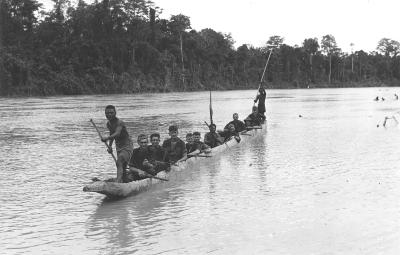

{"left": 1, "top": 0, "right": 400, "bottom": 96}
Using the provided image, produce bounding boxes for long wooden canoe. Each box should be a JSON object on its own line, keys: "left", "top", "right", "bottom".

{"left": 83, "top": 123, "right": 266, "bottom": 198}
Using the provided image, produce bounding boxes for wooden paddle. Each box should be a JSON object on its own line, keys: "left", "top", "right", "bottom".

{"left": 187, "top": 149, "right": 201, "bottom": 156}
{"left": 188, "top": 149, "right": 212, "bottom": 158}
{"left": 240, "top": 133, "right": 252, "bottom": 136}
{"left": 246, "top": 126, "right": 262, "bottom": 130}
{"left": 90, "top": 119, "right": 117, "bottom": 164}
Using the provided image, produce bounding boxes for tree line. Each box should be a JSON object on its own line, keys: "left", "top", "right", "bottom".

{"left": 1, "top": 0, "right": 400, "bottom": 96}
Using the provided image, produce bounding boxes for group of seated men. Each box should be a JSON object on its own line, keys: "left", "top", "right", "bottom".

{"left": 125, "top": 109, "right": 265, "bottom": 182}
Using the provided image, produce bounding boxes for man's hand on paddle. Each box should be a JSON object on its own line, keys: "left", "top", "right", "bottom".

{"left": 106, "top": 147, "right": 112, "bottom": 154}
{"left": 101, "top": 136, "right": 109, "bottom": 143}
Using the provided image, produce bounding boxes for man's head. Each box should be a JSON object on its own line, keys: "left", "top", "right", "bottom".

{"left": 193, "top": 131, "right": 201, "bottom": 142}
{"left": 150, "top": 133, "right": 160, "bottom": 146}
{"left": 105, "top": 105, "right": 116, "bottom": 120}
{"left": 168, "top": 125, "right": 178, "bottom": 139}
{"left": 137, "top": 134, "right": 148, "bottom": 148}
{"left": 186, "top": 133, "right": 193, "bottom": 144}
{"left": 209, "top": 123, "right": 216, "bottom": 133}
{"left": 252, "top": 106, "right": 258, "bottom": 114}
{"left": 233, "top": 113, "right": 239, "bottom": 120}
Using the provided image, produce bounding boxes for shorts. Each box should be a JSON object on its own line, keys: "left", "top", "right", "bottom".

{"left": 117, "top": 148, "right": 133, "bottom": 165}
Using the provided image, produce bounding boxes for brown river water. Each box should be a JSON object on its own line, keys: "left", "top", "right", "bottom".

{"left": 1, "top": 88, "right": 400, "bottom": 255}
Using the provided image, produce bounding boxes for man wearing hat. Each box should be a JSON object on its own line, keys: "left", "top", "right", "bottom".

{"left": 162, "top": 125, "right": 187, "bottom": 164}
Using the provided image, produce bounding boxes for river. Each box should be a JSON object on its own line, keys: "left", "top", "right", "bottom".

{"left": 1, "top": 88, "right": 400, "bottom": 255}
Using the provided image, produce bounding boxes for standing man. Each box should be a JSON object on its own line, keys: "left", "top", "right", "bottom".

{"left": 162, "top": 125, "right": 187, "bottom": 164}
{"left": 254, "top": 87, "right": 267, "bottom": 120}
{"left": 102, "top": 105, "right": 133, "bottom": 183}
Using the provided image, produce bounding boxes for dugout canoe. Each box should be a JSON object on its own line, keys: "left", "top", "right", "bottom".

{"left": 83, "top": 122, "right": 266, "bottom": 198}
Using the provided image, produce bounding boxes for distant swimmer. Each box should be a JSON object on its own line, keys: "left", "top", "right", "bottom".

{"left": 395, "top": 94, "right": 399, "bottom": 100}
{"left": 374, "top": 96, "right": 379, "bottom": 101}
{"left": 382, "top": 97, "right": 385, "bottom": 101}
{"left": 383, "top": 115, "right": 399, "bottom": 127}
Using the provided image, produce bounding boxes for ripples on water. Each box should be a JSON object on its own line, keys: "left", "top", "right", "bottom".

{"left": 2, "top": 88, "right": 400, "bottom": 254}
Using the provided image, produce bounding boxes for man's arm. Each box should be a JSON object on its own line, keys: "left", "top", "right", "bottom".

{"left": 254, "top": 94, "right": 260, "bottom": 103}
{"left": 223, "top": 122, "right": 230, "bottom": 131}
{"left": 101, "top": 122, "right": 123, "bottom": 142}
{"left": 107, "top": 125, "right": 123, "bottom": 140}
{"left": 216, "top": 133, "right": 224, "bottom": 144}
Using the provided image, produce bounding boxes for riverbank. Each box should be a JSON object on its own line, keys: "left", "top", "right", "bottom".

{"left": 2, "top": 73, "right": 399, "bottom": 97}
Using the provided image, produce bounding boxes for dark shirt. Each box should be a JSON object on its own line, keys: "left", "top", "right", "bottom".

{"left": 245, "top": 113, "right": 263, "bottom": 127}
{"left": 224, "top": 119, "right": 246, "bottom": 132}
{"left": 219, "top": 130, "right": 239, "bottom": 142}
{"left": 255, "top": 91, "right": 266, "bottom": 114}
{"left": 204, "top": 132, "right": 223, "bottom": 148}
{"left": 106, "top": 118, "right": 133, "bottom": 152}
{"left": 162, "top": 138, "right": 187, "bottom": 163}
{"left": 147, "top": 145, "right": 165, "bottom": 162}
{"left": 186, "top": 143, "right": 197, "bottom": 154}
{"left": 129, "top": 147, "right": 149, "bottom": 169}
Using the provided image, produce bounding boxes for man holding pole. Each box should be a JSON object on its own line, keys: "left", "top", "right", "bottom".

{"left": 254, "top": 48, "right": 272, "bottom": 121}
{"left": 101, "top": 105, "right": 133, "bottom": 183}
{"left": 254, "top": 87, "right": 267, "bottom": 120}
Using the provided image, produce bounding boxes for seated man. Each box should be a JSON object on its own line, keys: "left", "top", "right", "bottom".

{"left": 219, "top": 123, "right": 240, "bottom": 142}
{"left": 127, "top": 134, "right": 151, "bottom": 181}
{"left": 244, "top": 106, "right": 264, "bottom": 127}
{"left": 162, "top": 125, "right": 187, "bottom": 164}
{"left": 192, "top": 131, "right": 211, "bottom": 154}
{"left": 147, "top": 133, "right": 169, "bottom": 172}
{"left": 224, "top": 113, "right": 246, "bottom": 132}
{"left": 185, "top": 133, "right": 195, "bottom": 153}
{"left": 204, "top": 123, "right": 224, "bottom": 148}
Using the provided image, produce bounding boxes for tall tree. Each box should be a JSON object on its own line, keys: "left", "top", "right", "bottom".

{"left": 350, "top": 43, "right": 354, "bottom": 73}
{"left": 0, "top": 0, "right": 5, "bottom": 91}
{"left": 169, "top": 14, "right": 191, "bottom": 88}
{"left": 321, "top": 34, "right": 338, "bottom": 84}
{"left": 302, "top": 38, "right": 319, "bottom": 83}
{"left": 267, "top": 35, "right": 284, "bottom": 48}
{"left": 377, "top": 38, "right": 400, "bottom": 57}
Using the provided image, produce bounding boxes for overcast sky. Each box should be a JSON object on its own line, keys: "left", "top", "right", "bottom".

{"left": 152, "top": 0, "right": 399, "bottom": 53}
{"left": 40, "top": 0, "right": 399, "bottom": 53}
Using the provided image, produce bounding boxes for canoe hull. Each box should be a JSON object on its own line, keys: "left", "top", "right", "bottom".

{"left": 83, "top": 123, "right": 266, "bottom": 198}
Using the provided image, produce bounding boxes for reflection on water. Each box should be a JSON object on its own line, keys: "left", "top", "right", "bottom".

{"left": 2, "top": 88, "right": 400, "bottom": 254}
